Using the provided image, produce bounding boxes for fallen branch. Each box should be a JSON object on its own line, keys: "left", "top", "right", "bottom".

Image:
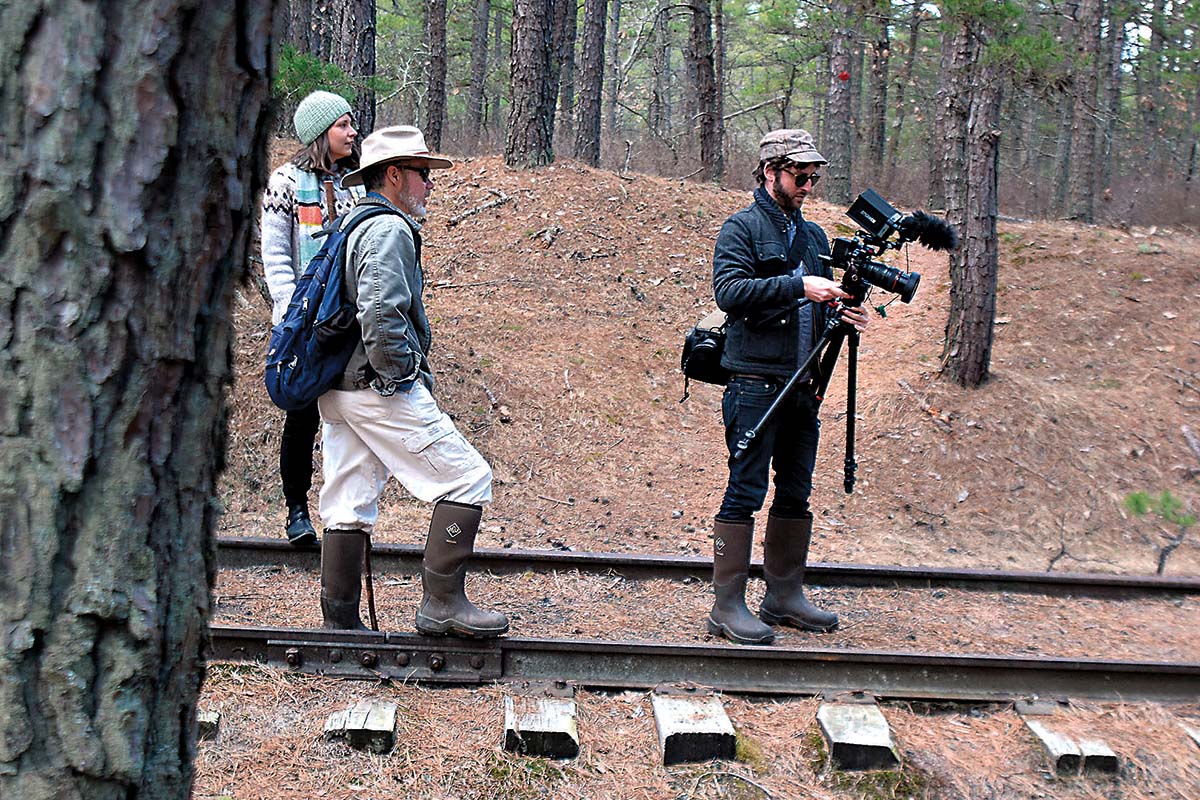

{"left": 896, "top": 379, "right": 952, "bottom": 433}
{"left": 537, "top": 494, "right": 575, "bottom": 506}
{"left": 1001, "top": 455, "right": 1061, "bottom": 491}
{"left": 1182, "top": 425, "right": 1200, "bottom": 467}
{"left": 447, "top": 190, "right": 513, "bottom": 227}
{"left": 432, "top": 278, "right": 518, "bottom": 290}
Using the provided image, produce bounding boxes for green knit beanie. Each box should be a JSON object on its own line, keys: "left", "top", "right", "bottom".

{"left": 293, "top": 91, "right": 353, "bottom": 146}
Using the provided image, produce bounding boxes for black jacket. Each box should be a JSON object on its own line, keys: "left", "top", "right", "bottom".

{"left": 713, "top": 191, "right": 833, "bottom": 378}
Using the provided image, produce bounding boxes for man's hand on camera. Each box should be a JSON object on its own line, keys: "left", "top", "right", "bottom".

{"left": 802, "top": 276, "right": 851, "bottom": 303}
{"left": 839, "top": 305, "right": 870, "bottom": 331}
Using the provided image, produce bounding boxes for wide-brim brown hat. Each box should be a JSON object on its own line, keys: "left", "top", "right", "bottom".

{"left": 342, "top": 125, "right": 453, "bottom": 186}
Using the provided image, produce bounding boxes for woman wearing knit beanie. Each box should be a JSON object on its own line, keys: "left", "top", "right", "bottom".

{"left": 259, "top": 90, "right": 365, "bottom": 546}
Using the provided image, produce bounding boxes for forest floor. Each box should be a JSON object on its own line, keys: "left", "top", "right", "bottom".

{"left": 196, "top": 146, "right": 1200, "bottom": 799}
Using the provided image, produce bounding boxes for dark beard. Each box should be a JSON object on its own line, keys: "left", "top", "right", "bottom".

{"left": 768, "top": 175, "right": 799, "bottom": 214}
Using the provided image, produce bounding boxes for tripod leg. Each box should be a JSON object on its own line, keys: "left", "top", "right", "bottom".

{"left": 843, "top": 331, "right": 859, "bottom": 494}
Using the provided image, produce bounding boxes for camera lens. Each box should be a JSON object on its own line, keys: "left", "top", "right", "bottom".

{"left": 861, "top": 262, "right": 921, "bottom": 303}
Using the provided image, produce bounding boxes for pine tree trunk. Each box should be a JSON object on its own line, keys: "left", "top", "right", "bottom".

{"left": 426, "top": 0, "right": 448, "bottom": 149}
{"left": 492, "top": 3, "right": 506, "bottom": 137}
{"left": 690, "top": 0, "right": 719, "bottom": 181}
{"left": 554, "top": 0, "right": 579, "bottom": 144}
{"left": 884, "top": 5, "right": 921, "bottom": 186}
{"left": 574, "top": 0, "right": 608, "bottom": 165}
{"left": 713, "top": 0, "right": 726, "bottom": 181}
{"left": 1069, "top": 0, "right": 1100, "bottom": 222}
{"left": 0, "top": 1, "right": 276, "bottom": 796}
{"left": 865, "top": 0, "right": 890, "bottom": 188}
{"left": 649, "top": 2, "right": 671, "bottom": 137}
{"left": 467, "top": 0, "right": 492, "bottom": 146}
{"left": 605, "top": 0, "right": 622, "bottom": 134}
{"left": 507, "top": 0, "right": 557, "bottom": 167}
{"left": 825, "top": 0, "right": 855, "bottom": 204}
{"left": 1142, "top": 0, "right": 1165, "bottom": 165}
{"left": 942, "top": 42, "right": 1001, "bottom": 388}
{"left": 290, "top": 0, "right": 377, "bottom": 135}
{"left": 1098, "top": 0, "right": 1126, "bottom": 197}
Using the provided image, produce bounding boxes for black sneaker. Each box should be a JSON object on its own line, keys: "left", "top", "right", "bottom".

{"left": 285, "top": 504, "right": 318, "bottom": 547}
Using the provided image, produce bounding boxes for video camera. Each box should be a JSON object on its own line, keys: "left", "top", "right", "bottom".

{"left": 823, "top": 188, "right": 958, "bottom": 305}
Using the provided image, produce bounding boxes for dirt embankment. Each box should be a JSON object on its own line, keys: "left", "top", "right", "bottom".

{"left": 222, "top": 151, "right": 1200, "bottom": 578}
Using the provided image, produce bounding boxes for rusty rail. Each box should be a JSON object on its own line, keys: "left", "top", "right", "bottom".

{"left": 216, "top": 536, "right": 1200, "bottom": 598}
{"left": 209, "top": 624, "right": 1200, "bottom": 702}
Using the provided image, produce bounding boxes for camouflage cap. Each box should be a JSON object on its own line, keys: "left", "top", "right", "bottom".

{"left": 758, "top": 128, "right": 826, "bottom": 165}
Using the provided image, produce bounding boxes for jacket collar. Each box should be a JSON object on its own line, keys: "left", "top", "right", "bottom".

{"left": 753, "top": 186, "right": 801, "bottom": 234}
{"left": 358, "top": 192, "right": 423, "bottom": 232}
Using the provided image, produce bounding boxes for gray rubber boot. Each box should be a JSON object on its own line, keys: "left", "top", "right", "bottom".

{"left": 758, "top": 513, "right": 839, "bottom": 632}
{"left": 706, "top": 519, "right": 776, "bottom": 645}
{"left": 321, "top": 529, "right": 369, "bottom": 631}
{"left": 415, "top": 500, "right": 509, "bottom": 638}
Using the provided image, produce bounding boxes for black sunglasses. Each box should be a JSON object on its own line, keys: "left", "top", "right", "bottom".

{"left": 404, "top": 166, "right": 431, "bottom": 181}
{"left": 783, "top": 167, "right": 821, "bottom": 186}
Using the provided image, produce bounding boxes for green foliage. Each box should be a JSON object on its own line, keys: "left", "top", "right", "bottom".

{"left": 806, "top": 728, "right": 930, "bottom": 798}
{"left": 484, "top": 750, "right": 572, "bottom": 797}
{"left": 274, "top": 44, "right": 357, "bottom": 109}
{"left": 1124, "top": 490, "right": 1196, "bottom": 528}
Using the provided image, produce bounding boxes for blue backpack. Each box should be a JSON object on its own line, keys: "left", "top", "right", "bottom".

{"left": 264, "top": 205, "right": 397, "bottom": 411}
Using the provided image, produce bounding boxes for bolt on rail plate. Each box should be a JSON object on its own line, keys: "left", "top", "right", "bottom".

{"left": 266, "top": 637, "right": 501, "bottom": 682}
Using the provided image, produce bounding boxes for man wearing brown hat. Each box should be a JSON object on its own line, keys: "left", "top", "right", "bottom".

{"left": 316, "top": 125, "right": 508, "bottom": 637}
{"left": 706, "top": 129, "right": 870, "bottom": 645}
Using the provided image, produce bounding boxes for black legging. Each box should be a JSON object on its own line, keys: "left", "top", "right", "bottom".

{"left": 280, "top": 401, "right": 320, "bottom": 507}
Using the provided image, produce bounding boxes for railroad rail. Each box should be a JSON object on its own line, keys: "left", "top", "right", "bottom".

{"left": 209, "top": 624, "right": 1200, "bottom": 703}
{"left": 217, "top": 536, "right": 1200, "bottom": 598}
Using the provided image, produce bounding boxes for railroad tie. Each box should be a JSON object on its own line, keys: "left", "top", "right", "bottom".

{"left": 1181, "top": 723, "right": 1200, "bottom": 750}
{"left": 1016, "top": 699, "right": 1120, "bottom": 775}
{"left": 816, "top": 693, "right": 901, "bottom": 771}
{"left": 650, "top": 684, "right": 737, "bottom": 766}
{"left": 197, "top": 709, "right": 221, "bottom": 742}
{"left": 502, "top": 681, "right": 580, "bottom": 759}
{"left": 324, "top": 699, "right": 397, "bottom": 754}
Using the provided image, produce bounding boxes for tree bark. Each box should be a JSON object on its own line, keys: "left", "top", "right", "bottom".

{"left": 713, "top": 0, "right": 726, "bottom": 181}
{"left": 939, "top": 20, "right": 999, "bottom": 388}
{"left": 574, "top": 0, "right": 608, "bottom": 166}
{"left": 689, "top": 0, "right": 719, "bottom": 181}
{"left": 1142, "top": 0, "right": 1166, "bottom": 165}
{"left": 649, "top": 1, "right": 671, "bottom": 137}
{"left": 289, "top": 0, "right": 377, "bottom": 135}
{"left": 825, "top": 0, "right": 855, "bottom": 204}
{"left": 426, "top": 0, "right": 448, "bottom": 149}
{"left": 467, "top": 0, "right": 492, "bottom": 146}
{"left": 1069, "top": 0, "right": 1100, "bottom": 222}
{"left": 885, "top": 4, "right": 922, "bottom": 187}
{"left": 507, "top": 0, "right": 557, "bottom": 167}
{"left": 1098, "top": 0, "right": 1127, "bottom": 197}
{"left": 0, "top": 1, "right": 276, "bottom": 797}
{"left": 865, "top": 0, "right": 890, "bottom": 187}
{"left": 605, "top": 0, "right": 622, "bottom": 134}
{"left": 553, "top": 0, "right": 579, "bottom": 144}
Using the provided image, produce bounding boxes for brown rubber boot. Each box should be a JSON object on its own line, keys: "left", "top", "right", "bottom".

{"left": 415, "top": 500, "right": 510, "bottom": 638}
{"left": 758, "top": 513, "right": 838, "bottom": 632}
{"left": 706, "top": 519, "right": 776, "bottom": 645}
{"left": 321, "top": 529, "right": 369, "bottom": 631}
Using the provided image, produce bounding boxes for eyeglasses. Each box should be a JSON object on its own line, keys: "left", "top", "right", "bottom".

{"left": 783, "top": 168, "right": 821, "bottom": 186}
{"left": 405, "top": 166, "right": 431, "bottom": 181}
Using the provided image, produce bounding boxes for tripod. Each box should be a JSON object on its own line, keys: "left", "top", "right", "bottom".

{"left": 731, "top": 298, "right": 862, "bottom": 495}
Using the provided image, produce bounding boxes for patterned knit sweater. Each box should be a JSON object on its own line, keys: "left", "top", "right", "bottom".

{"left": 259, "top": 162, "right": 364, "bottom": 324}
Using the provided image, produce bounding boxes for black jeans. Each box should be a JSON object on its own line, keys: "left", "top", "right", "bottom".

{"left": 280, "top": 401, "right": 320, "bottom": 508}
{"left": 717, "top": 376, "right": 821, "bottom": 522}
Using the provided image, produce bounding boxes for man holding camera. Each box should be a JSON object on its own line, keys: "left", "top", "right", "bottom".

{"left": 707, "top": 129, "right": 870, "bottom": 646}
{"left": 315, "top": 125, "right": 509, "bottom": 638}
